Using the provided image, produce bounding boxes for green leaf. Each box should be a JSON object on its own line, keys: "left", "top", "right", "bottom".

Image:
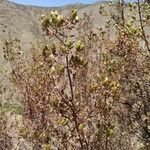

{"left": 76, "top": 40, "right": 85, "bottom": 52}
{"left": 42, "top": 144, "right": 51, "bottom": 150}
{"left": 58, "top": 118, "right": 69, "bottom": 126}
{"left": 71, "top": 9, "right": 77, "bottom": 20}
{"left": 2, "top": 103, "right": 24, "bottom": 115}
{"left": 78, "top": 123, "right": 86, "bottom": 131}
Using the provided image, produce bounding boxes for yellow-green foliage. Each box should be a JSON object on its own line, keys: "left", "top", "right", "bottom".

{"left": 3, "top": 2, "right": 150, "bottom": 150}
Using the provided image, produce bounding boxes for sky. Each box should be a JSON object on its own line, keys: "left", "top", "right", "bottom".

{"left": 9, "top": 0, "right": 101, "bottom": 7}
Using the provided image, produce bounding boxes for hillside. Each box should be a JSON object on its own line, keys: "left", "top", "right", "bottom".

{"left": 0, "top": 0, "right": 111, "bottom": 90}
{"left": 0, "top": 0, "right": 91, "bottom": 91}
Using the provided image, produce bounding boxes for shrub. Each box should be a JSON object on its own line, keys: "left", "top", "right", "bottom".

{"left": 3, "top": 2, "right": 150, "bottom": 150}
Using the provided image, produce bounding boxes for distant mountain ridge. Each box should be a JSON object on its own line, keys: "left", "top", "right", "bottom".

{"left": 0, "top": 0, "right": 105, "bottom": 49}
{"left": 0, "top": 0, "right": 89, "bottom": 40}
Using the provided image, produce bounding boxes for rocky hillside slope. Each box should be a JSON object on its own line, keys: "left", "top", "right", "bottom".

{"left": 0, "top": 0, "right": 92, "bottom": 93}
{"left": 1, "top": 0, "right": 149, "bottom": 104}
{"left": 0, "top": 0, "right": 111, "bottom": 87}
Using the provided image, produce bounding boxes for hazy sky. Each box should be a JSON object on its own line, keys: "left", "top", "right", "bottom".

{"left": 10, "top": 0, "right": 101, "bottom": 7}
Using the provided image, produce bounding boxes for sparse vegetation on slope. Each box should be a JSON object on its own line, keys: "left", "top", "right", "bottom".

{"left": 0, "top": 1, "right": 150, "bottom": 150}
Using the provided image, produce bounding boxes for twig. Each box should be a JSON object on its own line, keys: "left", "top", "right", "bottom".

{"left": 137, "top": 0, "right": 150, "bottom": 53}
